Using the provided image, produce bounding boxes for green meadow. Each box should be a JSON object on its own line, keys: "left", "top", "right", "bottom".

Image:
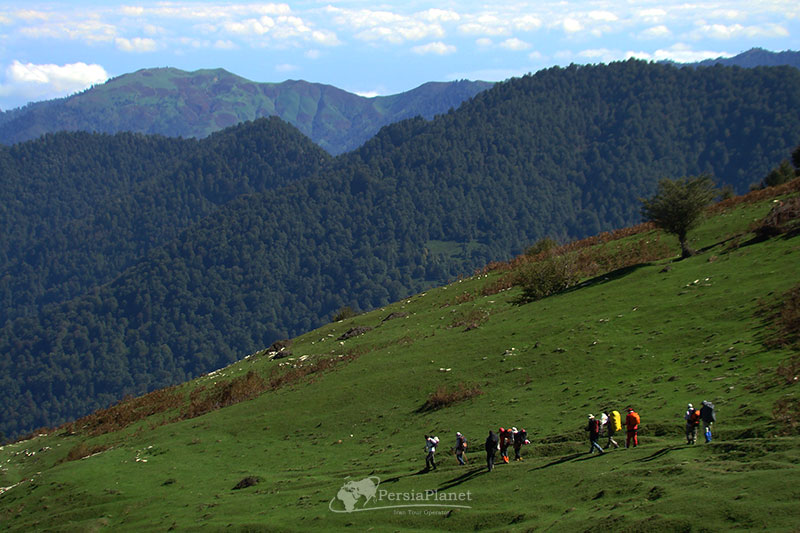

{"left": 1, "top": 184, "right": 799, "bottom": 532}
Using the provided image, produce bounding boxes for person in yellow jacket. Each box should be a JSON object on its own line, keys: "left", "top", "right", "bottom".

{"left": 602, "top": 410, "right": 621, "bottom": 449}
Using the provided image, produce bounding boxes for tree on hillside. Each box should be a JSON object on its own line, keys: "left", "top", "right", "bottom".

{"left": 640, "top": 174, "right": 717, "bottom": 259}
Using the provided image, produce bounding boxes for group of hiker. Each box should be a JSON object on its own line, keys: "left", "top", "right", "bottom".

{"left": 585, "top": 407, "right": 639, "bottom": 455}
{"left": 424, "top": 427, "right": 529, "bottom": 472}
{"left": 683, "top": 400, "right": 716, "bottom": 444}
{"left": 423, "top": 401, "right": 717, "bottom": 472}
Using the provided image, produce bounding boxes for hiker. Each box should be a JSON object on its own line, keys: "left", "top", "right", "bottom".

{"left": 454, "top": 431, "right": 468, "bottom": 465}
{"left": 485, "top": 430, "right": 499, "bottom": 472}
{"left": 700, "top": 400, "right": 716, "bottom": 442}
{"left": 424, "top": 434, "right": 439, "bottom": 470}
{"left": 586, "top": 414, "right": 604, "bottom": 454}
{"left": 602, "top": 410, "right": 621, "bottom": 449}
{"left": 512, "top": 427, "right": 529, "bottom": 461}
{"left": 498, "top": 427, "right": 511, "bottom": 464}
{"left": 625, "top": 407, "right": 640, "bottom": 448}
{"left": 684, "top": 403, "right": 701, "bottom": 444}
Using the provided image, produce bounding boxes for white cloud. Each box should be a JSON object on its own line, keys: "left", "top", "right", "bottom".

{"left": 476, "top": 37, "right": 493, "bottom": 47}
{"left": 0, "top": 60, "right": 109, "bottom": 107}
{"left": 588, "top": 11, "right": 618, "bottom": 23}
{"left": 418, "top": 9, "right": 460, "bottom": 23}
{"left": 412, "top": 41, "right": 456, "bottom": 55}
{"left": 639, "top": 25, "right": 671, "bottom": 39}
{"left": 630, "top": 43, "right": 733, "bottom": 63}
{"left": 275, "top": 63, "right": 298, "bottom": 72}
{"left": 214, "top": 40, "right": 237, "bottom": 50}
{"left": 562, "top": 18, "right": 583, "bottom": 33}
{"left": 305, "top": 49, "right": 320, "bottom": 59}
{"left": 459, "top": 13, "right": 510, "bottom": 36}
{"left": 514, "top": 15, "right": 542, "bottom": 31}
{"left": 115, "top": 37, "right": 158, "bottom": 52}
{"left": 637, "top": 8, "right": 667, "bottom": 24}
{"left": 693, "top": 22, "right": 789, "bottom": 40}
{"left": 20, "top": 19, "right": 117, "bottom": 43}
{"left": 501, "top": 38, "right": 530, "bottom": 51}
{"left": 311, "top": 29, "right": 340, "bottom": 46}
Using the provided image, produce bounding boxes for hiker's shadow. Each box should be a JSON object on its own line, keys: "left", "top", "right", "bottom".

{"left": 436, "top": 467, "right": 486, "bottom": 491}
{"left": 383, "top": 467, "right": 431, "bottom": 483}
{"left": 632, "top": 446, "right": 676, "bottom": 463}
{"left": 529, "top": 452, "right": 584, "bottom": 471}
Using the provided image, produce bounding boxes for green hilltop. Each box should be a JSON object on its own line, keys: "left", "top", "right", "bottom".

{"left": 1, "top": 180, "right": 798, "bottom": 531}
{"left": 0, "top": 67, "right": 493, "bottom": 155}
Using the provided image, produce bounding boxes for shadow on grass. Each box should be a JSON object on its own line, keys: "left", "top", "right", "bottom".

{"left": 575, "top": 452, "right": 607, "bottom": 461}
{"left": 381, "top": 467, "right": 431, "bottom": 484}
{"left": 529, "top": 452, "right": 584, "bottom": 471}
{"left": 571, "top": 263, "right": 651, "bottom": 292}
{"left": 633, "top": 446, "right": 678, "bottom": 462}
{"left": 436, "top": 467, "right": 487, "bottom": 492}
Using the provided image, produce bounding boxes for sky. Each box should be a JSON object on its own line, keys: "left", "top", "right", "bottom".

{"left": 0, "top": 1, "right": 798, "bottom": 110}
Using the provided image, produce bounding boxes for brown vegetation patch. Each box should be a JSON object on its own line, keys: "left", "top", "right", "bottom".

{"left": 759, "top": 284, "right": 800, "bottom": 349}
{"left": 449, "top": 309, "right": 490, "bottom": 330}
{"left": 179, "top": 370, "right": 266, "bottom": 420}
{"left": 772, "top": 397, "right": 800, "bottom": 436}
{"left": 61, "top": 442, "right": 110, "bottom": 463}
{"left": 69, "top": 386, "right": 184, "bottom": 437}
{"left": 418, "top": 382, "right": 484, "bottom": 412}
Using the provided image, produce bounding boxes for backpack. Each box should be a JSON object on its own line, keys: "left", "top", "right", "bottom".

{"left": 590, "top": 419, "right": 600, "bottom": 434}
{"left": 689, "top": 409, "right": 701, "bottom": 425}
{"left": 611, "top": 411, "right": 622, "bottom": 432}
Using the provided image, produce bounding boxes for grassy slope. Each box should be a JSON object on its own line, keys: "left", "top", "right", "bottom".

{"left": 1, "top": 190, "right": 798, "bottom": 532}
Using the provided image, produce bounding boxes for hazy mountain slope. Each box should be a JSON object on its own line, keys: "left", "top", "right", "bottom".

{"left": 1, "top": 184, "right": 798, "bottom": 531}
{"left": 687, "top": 47, "right": 800, "bottom": 68}
{"left": 0, "top": 68, "right": 492, "bottom": 154}
{"left": 2, "top": 61, "right": 799, "bottom": 439}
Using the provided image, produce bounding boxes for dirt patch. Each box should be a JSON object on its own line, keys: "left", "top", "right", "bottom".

{"left": 232, "top": 476, "right": 260, "bottom": 490}
{"left": 338, "top": 326, "right": 372, "bottom": 340}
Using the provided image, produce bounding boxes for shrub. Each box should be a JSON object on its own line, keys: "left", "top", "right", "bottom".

{"left": 514, "top": 255, "right": 580, "bottom": 303}
{"left": 333, "top": 306, "right": 357, "bottom": 322}
{"left": 418, "top": 383, "right": 484, "bottom": 412}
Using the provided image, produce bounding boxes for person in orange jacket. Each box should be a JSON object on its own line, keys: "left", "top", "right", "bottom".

{"left": 625, "top": 407, "right": 640, "bottom": 448}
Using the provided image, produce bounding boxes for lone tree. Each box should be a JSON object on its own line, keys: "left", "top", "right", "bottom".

{"left": 641, "top": 174, "right": 716, "bottom": 259}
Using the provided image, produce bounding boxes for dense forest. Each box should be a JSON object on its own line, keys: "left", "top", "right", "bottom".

{"left": 0, "top": 118, "right": 329, "bottom": 324}
{"left": 2, "top": 60, "right": 800, "bottom": 438}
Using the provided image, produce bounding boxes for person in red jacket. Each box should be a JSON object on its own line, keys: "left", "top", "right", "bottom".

{"left": 625, "top": 407, "right": 640, "bottom": 448}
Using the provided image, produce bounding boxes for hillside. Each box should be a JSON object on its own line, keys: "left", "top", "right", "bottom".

{"left": 0, "top": 68, "right": 492, "bottom": 154}
{"left": 2, "top": 60, "right": 800, "bottom": 439}
{"left": 1, "top": 181, "right": 798, "bottom": 531}
{"left": 687, "top": 47, "right": 800, "bottom": 69}
{"left": 0, "top": 117, "right": 331, "bottom": 325}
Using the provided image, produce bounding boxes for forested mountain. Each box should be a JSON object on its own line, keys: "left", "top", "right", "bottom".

{"left": 0, "top": 68, "right": 492, "bottom": 154}
{"left": 0, "top": 118, "right": 330, "bottom": 325}
{"left": 2, "top": 60, "right": 800, "bottom": 438}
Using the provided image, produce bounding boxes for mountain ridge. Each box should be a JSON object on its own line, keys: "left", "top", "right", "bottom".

{"left": 0, "top": 67, "right": 493, "bottom": 154}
